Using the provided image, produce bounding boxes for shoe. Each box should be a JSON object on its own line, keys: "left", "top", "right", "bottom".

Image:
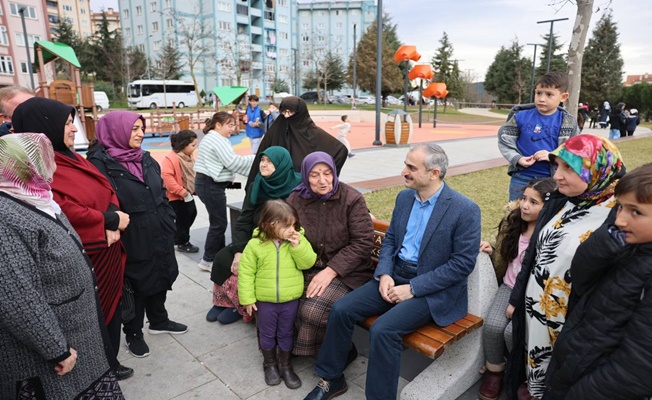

{"left": 347, "top": 153, "right": 355, "bottom": 158}
{"left": 277, "top": 349, "right": 301, "bottom": 389}
{"left": 344, "top": 343, "right": 358, "bottom": 369}
{"left": 262, "top": 347, "right": 281, "bottom": 386}
{"left": 177, "top": 243, "right": 199, "bottom": 253}
{"left": 206, "top": 305, "right": 227, "bottom": 322}
{"left": 478, "top": 370, "right": 504, "bottom": 400}
{"left": 115, "top": 364, "right": 134, "bottom": 381}
{"left": 517, "top": 382, "right": 534, "bottom": 400}
{"left": 303, "top": 376, "right": 347, "bottom": 400}
{"left": 125, "top": 333, "right": 150, "bottom": 358}
{"left": 216, "top": 308, "right": 242, "bottom": 325}
{"left": 148, "top": 320, "right": 188, "bottom": 335}
{"left": 198, "top": 259, "right": 212, "bottom": 271}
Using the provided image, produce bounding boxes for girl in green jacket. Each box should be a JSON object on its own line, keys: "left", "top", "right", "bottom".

{"left": 238, "top": 199, "right": 316, "bottom": 389}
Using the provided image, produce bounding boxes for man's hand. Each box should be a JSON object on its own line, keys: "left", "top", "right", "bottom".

{"left": 55, "top": 348, "right": 77, "bottom": 376}
{"left": 231, "top": 252, "right": 242, "bottom": 276}
{"left": 506, "top": 304, "right": 515, "bottom": 319}
{"left": 116, "top": 211, "right": 130, "bottom": 231}
{"left": 479, "top": 241, "right": 493, "bottom": 255}
{"left": 387, "top": 284, "right": 414, "bottom": 303}
{"left": 378, "top": 274, "right": 395, "bottom": 303}
{"left": 306, "top": 267, "right": 337, "bottom": 298}
{"left": 533, "top": 150, "right": 550, "bottom": 162}
{"left": 106, "top": 229, "right": 120, "bottom": 246}
{"left": 244, "top": 303, "right": 257, "bottom": 316}
{"left": 517, "top": 156, "right": 536, "bottom": 167}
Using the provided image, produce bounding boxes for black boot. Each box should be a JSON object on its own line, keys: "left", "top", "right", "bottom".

{"left": 277, "top": 349, "right": 301, "bottom": 389}
{"left": 262, "top": 347, "right": 281, "bottom": 386}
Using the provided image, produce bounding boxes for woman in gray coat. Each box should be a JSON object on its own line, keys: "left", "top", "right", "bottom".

{"left": 0, "top": 133, "right": 122, "bottom": 399}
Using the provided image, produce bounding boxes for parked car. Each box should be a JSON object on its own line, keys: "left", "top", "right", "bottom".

{"left": 356, "top": 96, "right": 376, "bottom": 105}
{"left": 300, "top": 91, "right": 331, "bottom": 104}
{"left": 94, "top": 91, "right": 110, "bottom": 112}
{"left": 385, "top": 95, "right": 401, "bottom": 105}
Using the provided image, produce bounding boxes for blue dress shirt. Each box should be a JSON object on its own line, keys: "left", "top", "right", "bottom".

{"left": 398, "top": 183, "right": 445, "bottom": 264}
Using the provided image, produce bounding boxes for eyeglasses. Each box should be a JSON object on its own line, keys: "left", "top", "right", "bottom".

{"left": 226, "top": 123, "right": 236, "bottom": 128}
{"left": 281, "top": 110, "right": 295, "bottom": 117}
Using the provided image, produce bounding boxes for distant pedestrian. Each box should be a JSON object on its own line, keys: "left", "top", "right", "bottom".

{"left": 238, "top": 200, "right": 316, "bottom": 389}
{"left": 625, "top": 108, "right": 640, "bottom": 136}
{"left": 609, "top": 102, "right": 627, "bottom": 140}
{"left": 599, "top": 101, "right": 611, "bottom": 129}
{"left": 266, "top": 103, "right": 279, "bottom": 131}
{"left": 246, "top": 95, "right": 265, "bottom": 154}
{"left": 589, "top": 106, "right": 599, "bottom": 128}
{"left": 331, "top": 115, "right": 354, "bottom": 158}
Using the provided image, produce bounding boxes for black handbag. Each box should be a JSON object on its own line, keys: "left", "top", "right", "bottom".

{"left": 121, "top": 279, "right": 136, "bottom": 323}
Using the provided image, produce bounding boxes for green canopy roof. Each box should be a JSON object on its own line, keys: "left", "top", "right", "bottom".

{"left": 213, "top": 86, "right": 248, "bottom": 105}
{"left": 34, "top": 41, "right": 81, "bottom": 69}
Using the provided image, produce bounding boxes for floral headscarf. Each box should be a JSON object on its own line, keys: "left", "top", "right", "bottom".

{"left": 549, "top": 134, "right": 625, "bottom": 207}
{"left": 0, "top": 133, "right": 58, "bottom": 210}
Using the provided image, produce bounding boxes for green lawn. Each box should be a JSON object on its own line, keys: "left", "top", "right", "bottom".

{"left": 364, "top": 136, "right": 652, "bottom": 242}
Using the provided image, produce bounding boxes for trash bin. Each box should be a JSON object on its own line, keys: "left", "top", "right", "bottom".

{"left": 385, "top": 110, "right": 413, "bottom": 146}
{"left": 177, "top": 116, "right": 190, "bottom": 131}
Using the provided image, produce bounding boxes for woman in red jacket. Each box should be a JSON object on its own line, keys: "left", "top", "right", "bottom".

{"left": 162, "top": 130, "right": 199, "bottom": 253}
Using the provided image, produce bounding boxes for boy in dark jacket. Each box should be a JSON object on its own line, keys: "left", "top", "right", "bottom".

{"left": 625, "top": 108, "right": 640, "bottom": 137}
{"left": 542, "top": 163, "right": 652, "bottom": 400}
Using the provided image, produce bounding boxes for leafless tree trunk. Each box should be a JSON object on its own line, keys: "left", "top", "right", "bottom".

{"left": 566, "top": 0, "right": 595, "bottom": 117}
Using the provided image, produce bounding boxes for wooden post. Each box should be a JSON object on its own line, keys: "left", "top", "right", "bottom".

{"left": 74, "top": 68, "right": 85, "bottom": 121}
{"left": 36, "top": 47, "right": 48, "bottom": 98}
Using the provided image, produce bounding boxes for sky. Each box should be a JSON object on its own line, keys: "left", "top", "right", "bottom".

{"left": 90, "top": 0, "right": 650, "bottom": 82}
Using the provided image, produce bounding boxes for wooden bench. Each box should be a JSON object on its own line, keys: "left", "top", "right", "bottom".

{"left": 361, "top": 219, "right": 484, "bottom": 360}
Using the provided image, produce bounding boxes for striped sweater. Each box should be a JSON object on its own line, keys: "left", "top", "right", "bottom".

{"left": 194, "top": 130, "right": 255, "bottom": 182}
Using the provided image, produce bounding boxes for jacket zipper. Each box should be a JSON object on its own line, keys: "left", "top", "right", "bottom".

{"left": 276, "top": 243, "right": 280, "bottom": 303}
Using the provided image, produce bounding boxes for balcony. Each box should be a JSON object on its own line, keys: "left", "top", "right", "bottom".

{"left": 250, "top": 7, "right": 261, "bottom": 17}
{"left": 251, "top": 44, "right": 262, "bottom": 53}
{"left": 46, "top": 0, "right": 58, "bottom": 8}
{"left": 236, "top": 4, "right": 248, "bottom": 16}
{"left": 251, "top": 61, "right": 263, "bottom": 70}
{"left": 250, "top": 25, "right": 262, "bottom": 35}
{"left": 263, "top": 10, "right": 274, "bottom": 21}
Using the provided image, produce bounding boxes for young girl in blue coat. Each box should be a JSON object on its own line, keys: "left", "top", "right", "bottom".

{"left": 238, "top": 200, "right": 316, "bottom": 389}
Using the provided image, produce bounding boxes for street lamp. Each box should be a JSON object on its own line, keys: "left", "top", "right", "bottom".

{"left": 18, "top": 7, "right": 35, "bottom": 90}
{"left": 373, "top": 0, "right": 383, "bottom": 146}
{"left": 537, "top": 18, "right": 568, "bottom": 73}
{"left": 526, "top": 43, "right": 539, "bottom": 103}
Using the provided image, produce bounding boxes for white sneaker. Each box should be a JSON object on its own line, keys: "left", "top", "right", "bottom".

{"left": 198, "top": 259, "right": 212, "bottom": 272}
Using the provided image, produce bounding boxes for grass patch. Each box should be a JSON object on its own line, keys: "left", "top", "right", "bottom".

{"left": 364, "top": 136, "right": 652, "bottom": 242}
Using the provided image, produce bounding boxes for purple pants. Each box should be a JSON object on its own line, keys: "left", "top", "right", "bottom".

{"left": 257, "top": 300, "right": 299, "bottom": 351}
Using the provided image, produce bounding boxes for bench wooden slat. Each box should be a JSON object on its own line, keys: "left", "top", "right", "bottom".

{"left": 403, "top": 331, "right": 445, "bottom": 359}
{"left": 438, "top": 322, "right": 467, "bottom": 338}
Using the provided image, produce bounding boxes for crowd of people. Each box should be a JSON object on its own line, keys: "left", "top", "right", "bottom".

{"left": 0, "top": 79, "right": 651, "bottom": 400}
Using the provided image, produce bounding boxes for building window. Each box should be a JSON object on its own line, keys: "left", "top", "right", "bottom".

{"left": 264, "top": 10, "right": 274, "bottom": 20}
{"left": 152, "top": 21, "right": 158, "bottom": 31}
{"left": 279, "top": 48, "right": 289, "bottom": 57}
{"left": 302, "top": 60, "right": 309, "bottom": 67}
{"left": 217, "top": 1, "right": 231, "bottom": 12}
{"left": 135, "top": 6, "right": 142, "bottom": 15}
{"left": 138, "top": 44, "right": 145, "bottom": 52}
{"left": 0, "top": 55, "right": 14, "bottom": 75}
{"left": 278, "top": 14, "right": 287, "bottom": 24}
{"left": 318, "top": 35, "right": 325, "bottom": 42}
{"left": 150, "top": 2, "right": 156, "bottom": 12}
{"left": 0, "top": 26, "right": 7, "bottom": 46}
{"left": 125, "top": 27, "right": 131, "bottom": 36}
{"left": 80, "top": 8, "right": 86, "bottom": 13}
{"left": 137, "top": 25, "right": 143, "bottom": 34}
{"left": 14, "top": 33, "right": 40, "bottom": 47}
{"left": 336, "top": 22, "right": 342, "bottom": 29}
{"left": 301, "top": 35, "right": 309, "bottom": 42}
{"left": 9, "top": 3, "right": 37, "bottom": 19}
{"left": 165, "top": 0, "right": 171, "bottom": 8}
{"left": 277, "top": 0, "right": 286, "bottom": 5}
{"left": 218, "top": 21, "right": 231, "bottom": 31}
{"left": 336, "top": 10, "right": 339, "bottom": 15}
{"left": 123, "top": 9, "right": 129, "bottom": 18}
{"left": 301, "top": 23, "right": 308, "bottom": 30}
{"left": 20, "top": 61, "right": 30, "bottom": 73}
{"left": 279, "top": 31, "right": 288, "bottom": 40}
{"left": 153, "top": 40, "right": 161, "bottom": 50}
{"left": 317, "top": 23, "right": 324, "bottom": 30}
{"left": 62, "top": 5, "right": 72, "bottom": 11}
{"left": 166, "top": 18, "right": 173, "bottom": 28}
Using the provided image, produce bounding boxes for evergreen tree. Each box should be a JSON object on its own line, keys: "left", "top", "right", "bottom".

{"left": 535, "top": 33, "right": 567, "bottom": 78}
{"left": 579, "top": 12, "right": 624, "bottom": 108}
{"left": 347, "top": 19, "right": 402, "bottom": 99}
{"left": 484, "top": 39, "right": 532, "bottom": 104}
{"left": 320, "top": 52, "right": 346, "bottom": 93}
{"left": 153, "top": 40, "right": 184, "bottom": 80}
{"left": 430, "top": 32, "right": 464, "bottom": 101}
{"left": 54, "top": 20, "right": 93, "bottom": 79}
{"left": 271, "top": 78, "right": 290, "bottom": 94}
{"left": 90, "top": 15, "right": 124, "bottom": 88}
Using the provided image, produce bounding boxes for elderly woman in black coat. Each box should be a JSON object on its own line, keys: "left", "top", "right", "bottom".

{"left": 87, "top": 111, "right": 187, "bottom": 359}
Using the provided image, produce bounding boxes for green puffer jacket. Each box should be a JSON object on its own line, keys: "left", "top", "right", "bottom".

{"left": 238, "top": 228, "right": 317, "bottom": 305}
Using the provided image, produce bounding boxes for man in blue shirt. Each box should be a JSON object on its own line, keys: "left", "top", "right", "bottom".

{"left": 304, "top": 143, "right": 481, "bottom": 400}
{"left": 245, "top": 94, "right": 265, "bottom": 154}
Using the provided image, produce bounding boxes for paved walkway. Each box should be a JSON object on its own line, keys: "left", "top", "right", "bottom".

{"left": 118, "top": 114, "right": 651, "bottom": 399}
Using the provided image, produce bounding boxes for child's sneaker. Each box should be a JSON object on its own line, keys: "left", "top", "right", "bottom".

{"left": 198, "top": 259, "right": 212, "bottom": 271}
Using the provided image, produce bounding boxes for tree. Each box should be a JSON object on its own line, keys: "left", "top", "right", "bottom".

{"left": 535, "top": 33, "right": 567, "bottom": 78}
{"left": 347, "top": 19, "right": 402, "bottom": 100}
{"left": 621, "top": 83, "right": 652, "bottom": 122}
{"left": 430, "top": 32, "right": 464, "bottom": 106}
{"left": 579, "top": 12, "right": 624, "bottom": 109}
{"left": 90, "top": 15, "right": 124, "bottom": 89}
{"left": 302, "top": 72, "right": 318, "bottom": 91}
{"left": 484, "top": 39, "right": 532, "bottom": 104}
{"left": 319, "top": 52, "right": 346, "bottom": 95}
{"left": 562, "top": 0, "right": 595, "bottom": 116}
{"left": 153, "top": 40, "right": 184, "bottom": 80}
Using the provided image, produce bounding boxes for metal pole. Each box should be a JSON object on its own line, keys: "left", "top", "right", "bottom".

{"left": 373, "top": 0, "right": 382, "bottom": 146}
{"left": 352, "top": 24, "right": 357, "bottom": 102}
{"left": 418, "top": 79, "right": 423, "bottom": 127}
{"left": 19, "top": 8, "right": 35, "bottom": 90}
{"left": 433, "top": 99, "right": 438, "bottom": 128}
{"left": 527, "top": 43, "right": 538, "bottom": 103}
{"left": 537, "top": 18, "right": 568, "bottom": 73}
{"left": 403, "top": 61, "right": 409, "bottom": 113}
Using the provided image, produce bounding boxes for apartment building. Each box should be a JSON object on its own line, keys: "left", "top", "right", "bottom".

{"left": 0, "top": 0, "right": 51, "bottom": 88}
{"left": 47, "top": 0, "right": 92, "bottom": 39}
{"left": 91, "top": 7, "right": 120, "bottom": 35}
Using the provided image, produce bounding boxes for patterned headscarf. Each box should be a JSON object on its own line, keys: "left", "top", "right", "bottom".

{"left": 293, "top": 151, "right": 340, "bottom": 200}
{"left": 0, "top": 133, "right": 58, "bottom": 210}
{"left": 96, "top": 111, "right": 146, "bottom": 181}
{"left": 549, "top": 134, "right": 625, "bottom": 207}
{"left": 249, "top": 146, "right": 302, "bottom": 205}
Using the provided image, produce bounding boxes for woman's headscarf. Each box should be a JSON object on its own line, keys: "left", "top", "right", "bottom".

{"left": 0, "top": 133, "right": 59, "bottom": 212}
{"left": 12, "top": 97, "right": 76, "bottom": 155}
{"left": 549, "top": 134, "right": 625, "bottom": 207}
{"left": 249, "top": 146, "right": 302, "bottom": 205}
{"left": 293, "top": 151, "right": 340, "bottom": 200}
{"left": 95, "top": 111, "right": 146, "bottom": 181}
{"left": 244, "top": 96, "right": 348, "bottom": 188}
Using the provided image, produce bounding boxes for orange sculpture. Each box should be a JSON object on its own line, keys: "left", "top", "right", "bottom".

{"left": 424, "top": 82, "right": 448, "bottom": 99}
{"left": 393, "top": 45, "right": 421, "bottom": 63}
{"left": 408, "top": 65, "right": 434, "bottom": 81}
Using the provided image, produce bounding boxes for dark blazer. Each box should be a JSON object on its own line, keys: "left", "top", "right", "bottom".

{"left": 87, "top": 144, "right": 179, "bottom": 296}
{"left": 374, "top": 184, "right": 481, "bottom": 326}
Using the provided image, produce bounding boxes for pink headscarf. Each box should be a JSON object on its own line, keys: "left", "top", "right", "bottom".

{"left": 95, "top": 111, "right": 147, "bottom": 181}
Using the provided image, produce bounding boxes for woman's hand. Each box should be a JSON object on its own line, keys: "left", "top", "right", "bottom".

{"left": 55, "top": 348, "right": 77, "bottom": 376}
{"left": 106, "top": 229, "right": 120, "bottom": 246}
{"left": 378, "top": 274, "right": 395, "bottom": 303}
{"left": 306, "top": 267, "right": 338, "bottom": 298}
{"left": 244, "top": 303, "right": 257, "bottom": 316}
{"left": 116, "top": 211, "right": 130, "bottom": 231}
{"left": 506, "top": 304, "right": 515, "bottom": 319}
{"left": 480, "top": 241, "right": 493, "bottom": 255}
{"left": 231, "top": 252, "right": 242, "bottom": 276}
